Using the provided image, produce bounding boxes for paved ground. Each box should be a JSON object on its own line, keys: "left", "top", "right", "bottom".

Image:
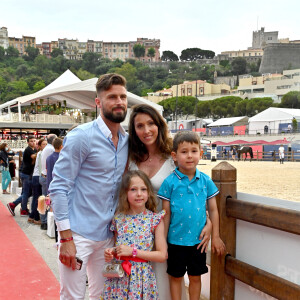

{"left": 0, "top": 193, "right": 93, "bottom": 299}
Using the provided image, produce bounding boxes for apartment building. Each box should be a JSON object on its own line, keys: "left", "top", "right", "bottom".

{"left": 0, "top": 27, "right": 9, "bottom": 49}
{"left": 8, "top": 35, "right": 36, "bottom": 55}
{"left": 146, "top": 80, "right": 230, "bottom": 103}
{"left": 103, "top": 41, "right": 131, "bottom": 60}
{"left": 135, "top": 38, "right": 160, "bottom": 62}
{"left": 220, "top": 48, "right": 263, "bottom": 61}
{"left": 238, "top": 69, "right": 300, "bottom": 100}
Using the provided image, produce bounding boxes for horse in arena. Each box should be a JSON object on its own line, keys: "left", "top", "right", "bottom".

{"left": 237, "top": 146, "right": 253, "bottom": 161}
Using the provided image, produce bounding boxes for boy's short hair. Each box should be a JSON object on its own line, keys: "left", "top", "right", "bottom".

{"left": 52, "top": 137, "right": 63, "bottom": 150}
{"left": 172, "top": 131, "right": 200, "bottom": 152}
{"left": 96, "top": 73, "right": 126, "bottom": 95}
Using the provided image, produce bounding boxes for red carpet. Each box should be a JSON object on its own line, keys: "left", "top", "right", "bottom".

{"left": 0, "top": 201, "right": 60, "bottom": 299}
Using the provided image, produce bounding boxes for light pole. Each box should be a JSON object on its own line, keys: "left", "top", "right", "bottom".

{"left": 175, "top": 75, "right": 179, "bottom": 131}
{"left": 195, "top": 79, "right": 198, "bottom": 132}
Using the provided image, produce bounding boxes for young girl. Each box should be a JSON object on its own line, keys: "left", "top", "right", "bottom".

{"left": 101, "top": 170, "right": 167, "bottom": 300}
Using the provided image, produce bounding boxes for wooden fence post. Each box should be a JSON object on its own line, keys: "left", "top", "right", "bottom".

{"left": 210, "top": 161, "right": 237, "bottom": 300}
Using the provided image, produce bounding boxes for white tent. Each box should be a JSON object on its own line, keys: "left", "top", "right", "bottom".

{"left": 0, "top": 70, "right": 163, "bottom": 120}
{"left": 207, "top": 116, "right": 248, "bottom": 127}
{"left": 248, "top": 107, "right": 300, "bottom": 134}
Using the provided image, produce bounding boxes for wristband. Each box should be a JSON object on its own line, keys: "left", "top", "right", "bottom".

{"left": 132, "top": 246, "right": 137, "bottom": 258}
{"left": 60, "top": 237, "right": 73, "bottom": 243}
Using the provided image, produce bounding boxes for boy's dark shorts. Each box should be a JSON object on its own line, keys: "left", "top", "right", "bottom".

{"left": 167, "top": 243, "right": 208, "bottom": 277}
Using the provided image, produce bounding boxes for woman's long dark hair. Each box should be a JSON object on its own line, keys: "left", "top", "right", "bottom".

{"left": 128, "top": 104, "right": 173, "bottom": 163}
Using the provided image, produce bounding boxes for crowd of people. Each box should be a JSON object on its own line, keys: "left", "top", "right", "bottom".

{"left": 2, "top": 73, "right": 226, "bottom": 300}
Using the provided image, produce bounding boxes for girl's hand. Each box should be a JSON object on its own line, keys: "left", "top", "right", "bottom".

{"left": 104, "top": 247, "right": 115, "bottom": 262}
{"left": 211, "top": 237, "right": 226, "bottom": 256}
{"left": 197, "top": 218, "right": 212, "bottom": 253}
{"left": 115, "top": 245, "right": 134, "bottom": 257}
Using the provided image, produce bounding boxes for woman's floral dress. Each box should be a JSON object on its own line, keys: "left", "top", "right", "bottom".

{"left": 101, "top": 209, "right": 165, "bottom": 300}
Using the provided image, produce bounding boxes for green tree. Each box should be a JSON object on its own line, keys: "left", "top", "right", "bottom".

{"left": 147, "top": 47, "right": 156, "bottom": 61}
{"left": 0, "top": 76, "right": 7, "bottom": 101}
{"left": 51, "top": 48, "right": 64, "bottom": 58}
{"left": 82, "top": 52, "right": 100, "bottom": 74}
{"left": 0, "top": 46, "right": 5, "bottom": 61}
{"left": 112, "top": 63, "right": 138, "bottom": 91}
{"left": 33, "top": 80, "right": 46, "bottom": 92}
{"left": 195, "top": 101, "right": 211, "bottom": 118}
{"left": 133, "top": 44, "right": 145, "bottom": 60}
{"left": 34, "top": 55, "right": 50, "bottom": 75}
{"left": 16, "top": 64, "right": 29, "bottom": 78}
{"left": 292, "top": 118, "right": 298, "bottom": 132}
{"left": 24, "top": 46, "right": 39, "bottom": 61}
{"left": 76, "top": 68, "right": 94, "bottom": 80}
{"left": 6, "top": 46, "right": 19, "bottom": 57}
{"left": 180, "top": 48, "right": 215, "bottom": 61}
{"left": 161, "top": 50, "right": 179, "bottom": 61}
{"left": 280, "top": 91, "right": 300, "bottom": 108}
{"left": 7, "top": 80, "right": 30, "bottom": 96}
{"left": 231, "top": 57, "right": 247, "bottom": 75}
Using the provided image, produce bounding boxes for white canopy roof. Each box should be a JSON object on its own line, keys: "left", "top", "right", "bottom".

{"left": 249, "top": 107, "right": 300, "bottom": 122}
{"left": 208, "top": 116, "right": 249, "bottom": 127}
{"left": 0, "top": 70, "right": 163, "bottom": 114}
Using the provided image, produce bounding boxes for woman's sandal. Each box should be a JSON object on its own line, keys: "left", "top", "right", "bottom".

{"left": 3, "top": 191, "right": 10, "bottom": 194}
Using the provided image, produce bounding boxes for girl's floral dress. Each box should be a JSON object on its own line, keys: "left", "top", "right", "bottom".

{"left": 101, "top": 209, "right": 165, "bottom": 300}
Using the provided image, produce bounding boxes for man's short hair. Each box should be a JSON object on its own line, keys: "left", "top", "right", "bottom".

{"left": 47, "top": 134, "right": 57, "bottom": 145}
{"left": 96, "top": 73, "right": 126, "bottom": 95}
{"left": 52, "top": 137, "right": 63, "bottom": 150}
{"left": 27, "top": 135, "right": 35, "bottom": 142}
{"left": 172, "top": 131, "right": 200, "bottom": 152}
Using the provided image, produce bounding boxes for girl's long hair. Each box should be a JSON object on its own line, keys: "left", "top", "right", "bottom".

{"left": 117, "top": 170, "right": 157, "bottom": 213}
{"left": 128, "top": 104, "right": 173, "bottom": 163}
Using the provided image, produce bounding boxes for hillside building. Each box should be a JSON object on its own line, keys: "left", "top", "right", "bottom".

{"left": 0, "top": 27, "right": 9, "bottom": 49}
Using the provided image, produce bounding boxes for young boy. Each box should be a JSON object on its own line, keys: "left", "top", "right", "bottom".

{"left": 158, "top": 131, "right": 225, "bottom": 300}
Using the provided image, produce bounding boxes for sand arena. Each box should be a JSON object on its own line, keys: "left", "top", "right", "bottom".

{"left": 198, "top": 160, "right": 300, "bottom": 202}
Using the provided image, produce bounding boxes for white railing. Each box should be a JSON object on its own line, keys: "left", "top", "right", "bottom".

{"left": 0, "top": 113, "right": 93, "bottom": 124}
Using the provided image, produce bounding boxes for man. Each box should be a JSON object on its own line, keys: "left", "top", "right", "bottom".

{"left": 49, "top": 73, "right": 128, "bottom": 300}
{"left": 7, "top": 136, "right": 36, "bottom": 216}
{"left": 39, "top": 133, "right": 57, "bottom": 229}
{"left": 278, "top": 144, "right": 285, "bottom": 164}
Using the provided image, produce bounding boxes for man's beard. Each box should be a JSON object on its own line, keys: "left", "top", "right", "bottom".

{"left": 102, "top": 106, "right": 127, "bottom": 123}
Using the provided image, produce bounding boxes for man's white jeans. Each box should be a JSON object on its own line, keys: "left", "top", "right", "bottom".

{"left": 58, "top": 232, "right": 114, "bottom": 300}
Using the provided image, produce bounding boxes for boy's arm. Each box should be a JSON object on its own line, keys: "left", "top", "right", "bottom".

{"left": 162, "top": 199, "right": 171, "bottom": 239}
{"left": 207, "top": 196, "right": 226, "bottom": 256}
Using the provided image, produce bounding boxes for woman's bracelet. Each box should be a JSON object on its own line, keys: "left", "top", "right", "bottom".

{"left": 60, "top": 237, "right": 73, "bottom": 243}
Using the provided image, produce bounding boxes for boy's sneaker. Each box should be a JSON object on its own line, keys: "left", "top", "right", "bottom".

{"left": 20, "top": 209, "right": 29, "bottom": 217}
{"left": 7, "top": 203, "right": 16, "bottom": 216}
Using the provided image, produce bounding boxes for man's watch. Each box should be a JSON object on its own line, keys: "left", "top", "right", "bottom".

{"left": 132, "top": 246, "right": 137, "bottom": 258}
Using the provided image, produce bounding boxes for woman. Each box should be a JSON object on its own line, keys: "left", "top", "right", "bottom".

{"left": 28, "top": 138, "right": 47, "bottom": 224}
{"left": 128, "top": 104, "right": 212, "bottom": 299}
{"left": 0, "top": 142, "right": 12, "bottom": 194}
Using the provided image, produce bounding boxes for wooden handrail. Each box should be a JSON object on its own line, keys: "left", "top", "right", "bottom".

{"left": 225, "top": 255, "right": 300, "bottom": 300}
{"left": 226, "top": 196, "right": 300, "bottom": 235}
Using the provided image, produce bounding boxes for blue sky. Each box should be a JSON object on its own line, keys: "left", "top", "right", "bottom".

{"left": 2, "top": 0, "right": 300, "bottom": 56}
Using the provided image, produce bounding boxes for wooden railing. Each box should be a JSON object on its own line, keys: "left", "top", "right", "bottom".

{"left": 210, "top": 162, "right": 300, "bottom": 300}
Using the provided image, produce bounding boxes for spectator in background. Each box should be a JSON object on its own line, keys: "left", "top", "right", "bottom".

{"left": 278, "top": 144, "right": 285, "bottom": 164}
{"left": 46, "top": 137, "right": 63, "bottom": 241}
{"left": 7, "top": 136, "right": 37, "bottom": 216}
{"left": 46, "top": 137, "right": 63, "bottom": 190}
{"left": 39, "top": 133, "right": 57, "bottom": 230}
{"left": 28, "top": 138, "right": 47, "bottom": 225}
{"left": 0, "top": 142, "right": 12, "bottom": 194}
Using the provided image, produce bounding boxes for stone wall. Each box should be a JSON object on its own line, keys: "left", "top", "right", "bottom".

{"left": 259, "top": 43, "right": 300, "bottom": 74}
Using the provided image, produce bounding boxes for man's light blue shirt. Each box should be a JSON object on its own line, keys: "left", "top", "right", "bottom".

{"left": 158, "top": 167, "right": 219, "bottom": 246}
{"left": 49, "top": 115, "right": 128, "bottom": 241}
